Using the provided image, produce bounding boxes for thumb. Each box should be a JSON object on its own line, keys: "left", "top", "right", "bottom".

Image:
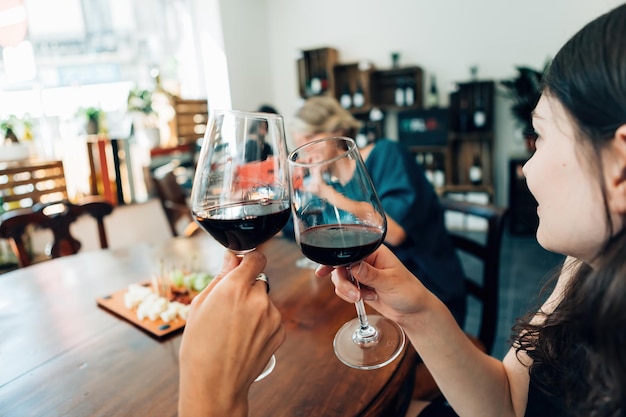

{"left": 349, "top": 245, "right": 397, "bottom": 289}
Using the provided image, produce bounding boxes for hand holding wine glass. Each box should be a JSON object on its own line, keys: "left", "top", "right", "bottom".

{"left": 288, "top": 136, "right": 405, "bottom": 370}
{"left": 190, "top": 109, "right": 291, "bottom": 380}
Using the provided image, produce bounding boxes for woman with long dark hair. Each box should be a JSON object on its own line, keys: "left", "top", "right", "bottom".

{"left": 178, "top": 4, "right": 626, "bottom": 416}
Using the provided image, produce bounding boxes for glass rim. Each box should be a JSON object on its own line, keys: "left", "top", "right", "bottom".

{"left": 210, "top": 108, "right": 283, "bottom": 121}
{"left": 288, "top": 136, "right": 357, "bottom": 168}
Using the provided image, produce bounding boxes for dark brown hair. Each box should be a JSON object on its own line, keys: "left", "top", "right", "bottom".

{"left": 513, "top": 4, "right": 626, "bottom": 416}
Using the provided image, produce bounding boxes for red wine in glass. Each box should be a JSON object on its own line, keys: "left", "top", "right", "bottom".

{"left": 299, "top": 224, "right": 384, "bottom": 266}
{"left": 194, "top": 201, "right": 290, "bottom": 253}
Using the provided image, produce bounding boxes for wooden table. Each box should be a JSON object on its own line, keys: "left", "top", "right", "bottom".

{"left": 0, "top": 235, "right": 416, "bottom": 417}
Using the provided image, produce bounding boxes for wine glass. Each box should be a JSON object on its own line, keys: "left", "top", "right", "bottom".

{"left": 190, "top": 109, "right": 291, "bottom": 380}
{"left": 288, "top": 136, "right": 405, "bottom": 370}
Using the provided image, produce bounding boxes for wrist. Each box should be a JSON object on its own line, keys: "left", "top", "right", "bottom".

{"left": 394, "top": 290, "right": 441, "bottom": 334}
{"left": 179, "top": 386, "right": 248, "bottom": 417}
{"left": 179, "top": 364, "right": 249, "bottom": 417}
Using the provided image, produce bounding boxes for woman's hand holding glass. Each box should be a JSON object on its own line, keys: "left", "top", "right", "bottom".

{"left": 179, "top": 250, "right": 285, "bottom": 417}
{"left": 315, "top": 244, "right": 430, "bottom": 329}
{"left": 190, "top": 109, "right": 290, "bottom": 381}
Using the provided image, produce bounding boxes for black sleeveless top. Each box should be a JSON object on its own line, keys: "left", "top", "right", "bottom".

{"left": 417, "top": 374, "right": 571, "bottom": 417}
{"left": 524, "top": 373, "right": 569, "bottom": 417}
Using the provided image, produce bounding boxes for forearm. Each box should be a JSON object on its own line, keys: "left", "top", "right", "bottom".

{"left": 400, "top": 295, "right": 518, "bottom": 417}
{"left": 383, "top": 214, "right": 406, "bottom": 246}
{"left": 323, "top": 188, "right": 384, "bottom": 226}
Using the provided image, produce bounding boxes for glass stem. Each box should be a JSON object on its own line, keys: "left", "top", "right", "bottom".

{"left": 347, "top": 265, "right": 378, "bottom": 342}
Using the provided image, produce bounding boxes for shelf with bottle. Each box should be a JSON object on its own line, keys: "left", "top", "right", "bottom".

{"left": 333, "top": 62, "right": 375, "bottom": 114}
{"left": 410, "top": 146, "right": 450, "bottom": 192}
{"left": 370, "top": 66, "right": 423, "bottom": 110}
{"left": 297, "top": 47, "right": 339, "bottom": 98}
{"left": 448, "top": 80, "right": 495, "bottom": 135}
{"left": 447, "top": 137, "right": 492, "bottom": 192}
{"left": 398, "top": 79, "right": 496, "bottom": 200}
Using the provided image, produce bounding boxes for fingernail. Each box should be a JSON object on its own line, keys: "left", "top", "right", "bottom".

{"left": 348, "top": 289, "right": 360, "bottom": 301}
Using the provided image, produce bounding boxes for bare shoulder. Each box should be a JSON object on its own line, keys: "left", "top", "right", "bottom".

{"left": 500, "top": 256, "right": 577, "bottom": 415}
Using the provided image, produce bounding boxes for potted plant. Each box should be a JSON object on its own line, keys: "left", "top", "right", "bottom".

{"left": 0, "top": 115, "right": 33, "bottom": 161}
{"left": 500, "top": 65, "right": 546, "bottom": 152}
{"left": 127, "top": 87, "right": 160, "bottom": 148}
{"left": 77, "top": 107, "right": 103, "bottom": 135}
{"left": 1, "top": 115, "right": 19, "bottom": 144}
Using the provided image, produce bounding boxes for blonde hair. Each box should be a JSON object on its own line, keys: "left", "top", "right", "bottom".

{"left": 292, "top": 96, "right": 362, "bottom": 138}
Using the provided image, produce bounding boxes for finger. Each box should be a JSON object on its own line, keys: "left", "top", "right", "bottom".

{"left": 192, "top": 250, "right": 264, "bottom": 307}
{"left": 329, "top": 267, "right": 362, "bottom": 303}
{"left": 348, "top": 245, "right": 396, "bottom": 287}
{"left": 314, "top": 264, "right": 333, "bottom": 277}
{"left": 254, "top": 273, "right": 270, "bottom": 293}
{"left": 222, "top": 250, "right": 242, "bottom": 272}
{"left": 193, "top": 250, "right": 241, "bottom": 301}
{"left": 207, "top": 251, "right": 242, "bottom": 289}
{"left": 228, "top": 251, "right": 267, "bottom": 288}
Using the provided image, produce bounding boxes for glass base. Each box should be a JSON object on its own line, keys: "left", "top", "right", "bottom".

{"left": 333, "top": 315, "right": 405, "bottom": 370}
{"left": 254, "top": 354, "right": 276, "bottom": 381}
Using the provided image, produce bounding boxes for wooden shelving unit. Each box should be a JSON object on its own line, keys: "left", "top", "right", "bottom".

{"left": 295, "top": 47, "right": 496, "bottom": 201}
{"left": 297, "top": 47, "right": 339, "bottom": 99}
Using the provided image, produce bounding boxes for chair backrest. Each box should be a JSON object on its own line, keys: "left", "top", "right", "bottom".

{"left": 150, "top": 164, "right": 198, "bottom": 237}
{"left": 173, "top": 98, "right": 208, "bottom": 145}
{"left": 440, "top": 197, "right": 508, "bottom": 355}
{"left": 0, "top": 198, "right": 113, "bottom": 268}
{"left": 0, "top": 160, "right": 68, "bottom": 210}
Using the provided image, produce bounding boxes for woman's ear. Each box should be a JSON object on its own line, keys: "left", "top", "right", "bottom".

{"left": 607, "top": 124, "right": 626, "bottom": 213}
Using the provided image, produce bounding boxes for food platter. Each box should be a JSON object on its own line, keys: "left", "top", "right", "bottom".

{"left": 97, "top": 281, "right": 188, "bottom": 338}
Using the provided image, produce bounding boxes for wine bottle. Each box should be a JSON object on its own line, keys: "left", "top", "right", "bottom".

{"left": 356, "top": 126, "right": 368, "bottom": 148}
{"left": 473, "top": 83, "right": 487, "bottom": 130}
{"left": 426, "top": 75, "right": 440, "bottom": 108}
{"left": 432, "top": 154, "right": 445, "bottom": 188}
{"left": 404, "top": 77, "right": 415, "bottom": 107}
{"left": 353, "top": 80, "right": 365, "bottom": 108}
{"left": 395, "top": 77, "right": 406, "bottom": 107}
{"left": 309, "top": 52, "right": 321, "bottom": 96}
{"left": 340, "top": 84, "right": 352, "bottom": 109}
{"left": 424, "top": 153, "right": 435, "bottom": 184}
{"left": 469, "top": 154, "right": 483, "bottom": 185}
{"left": 458, "top": 98, "right": 470, "bottom": 133}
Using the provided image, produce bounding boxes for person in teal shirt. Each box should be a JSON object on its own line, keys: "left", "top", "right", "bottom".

{"left": 286, "top": 96, "right": 467, "bottom": 326}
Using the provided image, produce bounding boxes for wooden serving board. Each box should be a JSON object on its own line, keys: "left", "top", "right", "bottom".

{"left": 96, "top": 282, "right": 186, "bottom": 338}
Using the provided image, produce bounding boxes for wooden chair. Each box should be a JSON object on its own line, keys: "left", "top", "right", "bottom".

{"left": 0, "top": 197, "right": 114, "bottom": 268}
{"left": 413, "top": 197, "right": 508, "bottom": 401}
{"left": 150, "top": 163, "right": 199, "bottom": 238}
{"left": 0, "top": 160, "right": 68, "bottom": 210}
